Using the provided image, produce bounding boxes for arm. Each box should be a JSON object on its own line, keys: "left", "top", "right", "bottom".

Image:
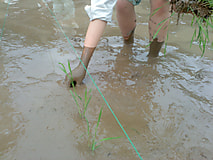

{"left": 65, "top": 0, "right": 117, "bottom": 86}
{"left": 84, "top": 19, "right": 107, "bottom": 48}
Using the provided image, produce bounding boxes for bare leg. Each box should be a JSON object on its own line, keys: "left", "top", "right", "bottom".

{"left": 65, "top": 19, "right": 107, "bottom": 86}
{"left": 148, "top": 0, "right": 170, "bottom": 57}
{"left": 116, "top": 0, "right": 136, "bottom": 42}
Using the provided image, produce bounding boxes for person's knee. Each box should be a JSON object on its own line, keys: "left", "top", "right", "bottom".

{"left": 116, "top": 0, "right": 132, "bottom": 13}
{"left": 150, "top": 0, "right": 170, "bottom": 15}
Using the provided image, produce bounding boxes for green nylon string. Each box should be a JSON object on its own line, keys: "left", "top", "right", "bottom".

{"left": 0, "top": 0, "right": 11, "bottom": 41}
{"left": 43, "top": 1, "right": 143, "bottom": 159}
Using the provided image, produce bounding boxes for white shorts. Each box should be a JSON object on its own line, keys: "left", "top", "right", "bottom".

{"left": 85, "top": 0, "right": 117, "bottom": 22}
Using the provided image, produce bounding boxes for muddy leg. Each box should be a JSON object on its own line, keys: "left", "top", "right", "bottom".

{"left": 116, "top": 0, "right": 136, "bottom": 44}
{"left": 148, "top": 38, "right": 164, "bottom": 57}
{"left": 147, "top": 0, "right": 170, "bottom": 57}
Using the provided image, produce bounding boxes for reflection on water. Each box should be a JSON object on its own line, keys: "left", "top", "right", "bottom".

{"left": 52, "top": 0, "right": 75, "bottom": 20}
{"left": 0, "top": 55, "right": 25, "bottom": 160}
{"left": 93, "top": 36, "right": 213, "bottom": 159}
{"left": 0, "top": 103, "right": 25, "bottom": 160}
{"left": 51, "top": 0, "right": 79, "bottom": 30}
{"left": 1, "top": 0, "right": 17, "bottom": 4}
{"left": 0, "top": 0, "right": 213, "bottom": 159}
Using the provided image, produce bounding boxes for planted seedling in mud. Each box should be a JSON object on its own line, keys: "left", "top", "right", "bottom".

{"left": 59, "top": 62, "right": 121, "bottom": 151}
{"left": 59, "top": 61, "right": 92, "bottom": 118}
{"left": 85, "top": 107, "right": 122, "bottom": 151}
{"left": 70, "top": 87, "right": 92, "bottom": 119}
{"left": 83, "top": 88, "right": 92, "bottom": 117}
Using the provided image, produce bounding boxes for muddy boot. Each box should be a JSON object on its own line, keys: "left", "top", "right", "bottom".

{"left": 147, "top": 38, "right": 164, "bottom": 57}
{"left": 65, "top": 47, "right": 95, "bottom": 87}
{"left": 123, "top": 27, "right": 135, "bottom": 45}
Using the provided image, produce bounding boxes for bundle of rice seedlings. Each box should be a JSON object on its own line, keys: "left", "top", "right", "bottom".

{"left": 171, "top": 0, "right": 213, "bottom": 20}
{"left": 170, "top": 0, "right": 213, "bottom": 55}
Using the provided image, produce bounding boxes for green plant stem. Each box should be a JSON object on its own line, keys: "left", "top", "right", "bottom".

{"left": 91, "top": 107, "right": 122, "bottom": 151}
{"left": 69, "top": 89, "right": 82, "bottom": 117}
{"left": 59, "top": 62, "right": 82, "bottom": 117}
{"left": 92, "top": 107, "right": 103, "bottom": 151}
{"left": 83, "top": 88, "right": 92, "bottom": 118}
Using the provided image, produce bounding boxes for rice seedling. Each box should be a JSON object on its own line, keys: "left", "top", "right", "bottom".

{"left": 87, "top": 107, "right": 122, "bottom": 151}
{"left": 83, "top": 88, "right": 92, "bottom": 118}
{"left": 59, "top": 61, "right": 92, "bottom": 118}
{"left": 59, "top": 61, "right": 122, "bottom": 151}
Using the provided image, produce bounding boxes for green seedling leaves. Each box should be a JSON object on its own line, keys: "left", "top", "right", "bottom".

{"left": 69, "top": 89, "right": 82, "bottom": 117}
{"left": 91, "top": 107, "right": 122, "bottom": 151}
{"left": 83, "top": 88, "right": 92, "bottom": 117}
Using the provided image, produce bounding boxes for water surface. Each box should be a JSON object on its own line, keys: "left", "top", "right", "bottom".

{"left": 0, "top": 0, "right": 213, "bottom": 159}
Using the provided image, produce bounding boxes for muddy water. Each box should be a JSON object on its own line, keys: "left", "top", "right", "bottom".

{"left": 0, "top": 0, "right": 213, "bottom": 160}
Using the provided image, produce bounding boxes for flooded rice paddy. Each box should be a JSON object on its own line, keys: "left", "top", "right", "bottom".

{"left": 0, "top": 0, "right": 213, "bottom": 159}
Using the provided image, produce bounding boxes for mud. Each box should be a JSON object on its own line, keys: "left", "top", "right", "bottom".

{"left": 0, "top": 0, "right": 213, "bottom": 160}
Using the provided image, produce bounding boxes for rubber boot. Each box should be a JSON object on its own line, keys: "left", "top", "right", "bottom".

{"left": 65, "top": 47, "right": 95, "bottom": 87}
{"left": 147, "top": 38, "right": 164, "bottom": 57}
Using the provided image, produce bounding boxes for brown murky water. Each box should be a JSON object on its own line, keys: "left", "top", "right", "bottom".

{"left": 0, "top": 0, "right": 213, "bottom": 160}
